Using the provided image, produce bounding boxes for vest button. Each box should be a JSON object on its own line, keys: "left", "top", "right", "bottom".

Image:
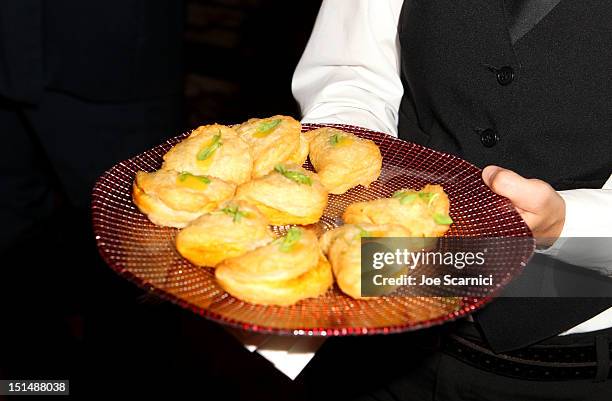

{"left": 480, "top": 129, "right": 499, "bottom": 148}
{"left": 496, "top": 66, "right": 515, "bottom": 86}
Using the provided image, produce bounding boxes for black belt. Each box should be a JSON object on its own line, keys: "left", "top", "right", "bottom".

{"left": 443, "top": 323, "right": 612, "bottom": 382}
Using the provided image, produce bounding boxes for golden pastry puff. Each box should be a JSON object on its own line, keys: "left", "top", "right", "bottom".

{"left": 234, "top": 164, "right": 328, "bottom": 225}
{"left": 307, "top": 127, "right": 382, "bottom": 194}
{"left": 342, "top": 184, "right": 453, "bottom": 237}
{"left": 234, "top": 115, "right": 303, "bottom": 177}
{"left": 215, "top": 228, "right": 333, "bottom": 306}
{"left": 175, "top": 200, "right": 274, "bottom": 267}
{"left": 162, "top": 124, "right": 253, "bottom": 185}
{"left": 319, "top": 224, "right": 413, "bottom": 299}
{"left": 285, "top": 130, "right": 310, "bottom": 167}
{"left": 132, "top": 169, "right": 236, "bottom": 228}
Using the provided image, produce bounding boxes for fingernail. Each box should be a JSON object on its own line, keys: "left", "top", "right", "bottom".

{"left": 482, "top": 165, "right": 502, "bottom": 185}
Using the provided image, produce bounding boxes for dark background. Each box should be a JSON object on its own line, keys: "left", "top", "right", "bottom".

{"left": 183, "top": 0, "right": 321, "bottom": 127}
{"left": 0, "top": 1, "right": 333, "bottom": 400}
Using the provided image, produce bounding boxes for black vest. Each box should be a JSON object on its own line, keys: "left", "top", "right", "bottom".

{"left": 397, "top": 0, "right": 612, "bottom": 351}
{"left": 398, "top": 0, "right": 611, "bottom": 191}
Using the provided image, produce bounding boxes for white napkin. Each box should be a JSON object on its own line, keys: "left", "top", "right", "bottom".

{"left": 228, "top": 329, "right": 326, "bottom": 380}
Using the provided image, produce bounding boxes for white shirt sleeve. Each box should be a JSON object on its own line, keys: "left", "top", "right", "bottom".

{"left": 541, "top": 174, "right": 612, "bottom": 273}
{"left": 557, "top": 176, "right": 612, "bottom": 335}
{"left": 292, "top": 0, "right": 404, "bottom": 136}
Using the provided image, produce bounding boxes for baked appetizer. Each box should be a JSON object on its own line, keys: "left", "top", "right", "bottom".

{"left": 342, "top": 184, "right": 453, "bottom": 237}
{"left": 307, "top": 127, "right": 382, "bottom": 194}
{"left": 319, "top": 224, "right": 412, "bottom": 299}
{"left": 132, "top": 169, "right": 236, "bottom": 228}
{"left": 285, "top": 131, "right": 310, "bottom": 166}
{"left": 175, "top": 201, "right": 274, "bottom": 267}
{"left": 215, "top": 228, "right": 333, "bottom": 306}
{"left": 234, "top": 163, "right": 328, "bottom": 225}
{"left": 162, "top": 124, "right": 253, "bottom": 185}
{"left": 234, "top": 115, "right": 303, "bottom": 177}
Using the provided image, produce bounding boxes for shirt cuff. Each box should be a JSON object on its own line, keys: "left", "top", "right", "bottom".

{"left": 538, "top": 189, "right": 596, "bottom": 258}
{"left": 255, "top": 336, "right": 325, "bottom": 380}
{"left": 537, "top": 189, "right": 612, "bottom": 271}
{"left": 228, "top": 328, "right": 325, "bottom": 380}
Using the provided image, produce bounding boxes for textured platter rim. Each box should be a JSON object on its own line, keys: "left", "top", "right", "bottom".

{"left": 91, "top": 123, "right": 535, "bottom": 336}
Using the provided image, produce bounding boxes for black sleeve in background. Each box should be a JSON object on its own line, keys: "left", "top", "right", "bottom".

{"left": 43, "top": 0, "right": 184, "bottom": 102}
{"left": 0, "top": 1, "right": 45, "bottom": 103}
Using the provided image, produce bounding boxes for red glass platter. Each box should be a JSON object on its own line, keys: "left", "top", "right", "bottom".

{"left": 92, "top": 124, "right": 535, "bottom": 335}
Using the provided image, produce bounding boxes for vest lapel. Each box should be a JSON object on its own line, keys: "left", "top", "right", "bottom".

{"left": 506, "top": 0, "right": 563, "bottom": 44}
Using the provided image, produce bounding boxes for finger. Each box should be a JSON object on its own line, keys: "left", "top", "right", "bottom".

{"left": 482, "top": 166, "right": 545, "bottom": 211}
{"left": 482, "top": 166, "right": 528, "bottom": 198}
{"left": 482, "top": 165, "right": 503, "bottom": 186}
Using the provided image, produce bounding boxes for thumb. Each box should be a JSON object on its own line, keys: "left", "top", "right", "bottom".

{"left": 482, "top": 165, "right": 543, "bottom": 211}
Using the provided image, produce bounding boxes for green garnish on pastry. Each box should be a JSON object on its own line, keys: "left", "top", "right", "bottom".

{"left": 221, "top": 204, "right": 249, "bottom": 223}
{"left": 177, "top": 171, "right": 211, "bottom": 184}
{"left": 254, "top": 119, "right": 282, "bottom": 138}
{"left": 418, "top": 192, "right": 439, "bottom": 207}
{"left": 197, "top": 133, "right": 223, "bottom": 161}
{"left": 433, "top": 213, "right": 453, "bottom": 225}
{"left": 279, "top": 227, "right": 302, "bottom": 252}
{"left": 274, "top": 164, "right": 312, "bottom": 185}
{"left": 356, "top": 225, "right": 371, "bottom": 238}
{"left": 393, "top": 191, "right": 417, "bottom": 205}
{"left": 427, "top": 193, "right": 440, "bottom": 207}
{"left": 329, "top": 132, "right": 344, "bottom": 146}
{"left": 418, "top": 192, "right": 433, "bottom": 201}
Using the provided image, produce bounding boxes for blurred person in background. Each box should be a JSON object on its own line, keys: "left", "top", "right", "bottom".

{"left": 0, "top": 1, "right": 183, "bottom": 251}
{"left": 0, "top": 0, "right": 184, "bottom": 392}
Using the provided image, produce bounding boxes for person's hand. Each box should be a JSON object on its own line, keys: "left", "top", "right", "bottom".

{"left": 482, "top": 166, "right": 565, "bottom": 247}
